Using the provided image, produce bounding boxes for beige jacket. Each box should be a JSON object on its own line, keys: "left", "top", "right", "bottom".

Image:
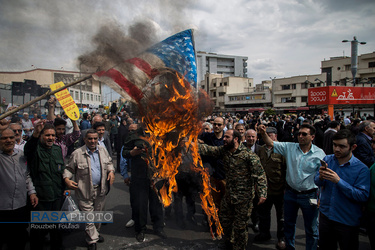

{"left": 64, "top": 145, "right": 115, "bottom": 200}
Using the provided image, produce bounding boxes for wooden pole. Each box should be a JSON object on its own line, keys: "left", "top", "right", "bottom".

{"left": 0, "top": 75, "right": 93, "bottom": 120}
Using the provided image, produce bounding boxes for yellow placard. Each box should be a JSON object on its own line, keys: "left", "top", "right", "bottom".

{"left": 50, "top": 82, "right": 80, "bottom": 121}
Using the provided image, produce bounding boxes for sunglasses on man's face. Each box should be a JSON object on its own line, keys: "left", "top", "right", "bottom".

{"left": 298, "top": 132, "right": 309, "bottom": 137}
{"left": 213, "top": 123, "right": 223, "bottom": 127}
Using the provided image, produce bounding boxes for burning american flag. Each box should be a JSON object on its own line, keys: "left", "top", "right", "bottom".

{"left": 93, "top": 29, "right": 222, "bottom": 238}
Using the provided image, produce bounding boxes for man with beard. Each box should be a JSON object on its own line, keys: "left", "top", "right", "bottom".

{"left": 234, "top": 123, "right": 246, "bottom": 142}
{"left": 199, "top": 129, "right": 267, "bottom": 250}
{"left": 92, "top": 122, "right": 112, "bottom": 155}
{"left": 24, "top": 121, "right": 67, "bottom": 250}
{"left": 259, "top": 123, "right": 325, "bottom": 250}
{"left": 315, "top": 129, "right": 370, "bottom": 250}
{"left": 47, "top": 97, "right": 81, "bottom": 160}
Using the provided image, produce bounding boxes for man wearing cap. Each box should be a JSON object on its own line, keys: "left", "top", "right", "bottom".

{"left": 254, "top": 127, "right": 287, "bottom": 249}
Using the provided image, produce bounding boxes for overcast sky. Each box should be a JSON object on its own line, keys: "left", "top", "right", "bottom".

{"left": 1, "top": 0, "right": 374, "bottom": 87}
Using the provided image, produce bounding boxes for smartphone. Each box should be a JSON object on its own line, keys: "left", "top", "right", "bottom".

{"left": 320, "top": 159, "right": 327, "bottom": 169}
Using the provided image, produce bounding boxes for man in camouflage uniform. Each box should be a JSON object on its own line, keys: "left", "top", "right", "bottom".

{"left": 199, "top": 129, "right": 267, "bottom": 250}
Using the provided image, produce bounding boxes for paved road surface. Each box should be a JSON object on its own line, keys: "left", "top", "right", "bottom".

{"left": 29, "top": 155, "right": 371, "bottom": 250}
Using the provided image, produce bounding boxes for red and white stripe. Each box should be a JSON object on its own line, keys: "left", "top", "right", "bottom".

{"left": 93, "top": 53, "right": 165, "bottom": 103}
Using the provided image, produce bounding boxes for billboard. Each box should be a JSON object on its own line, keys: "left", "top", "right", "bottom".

{"left": 308, "top": 86, "right": 375, "bottom": 105}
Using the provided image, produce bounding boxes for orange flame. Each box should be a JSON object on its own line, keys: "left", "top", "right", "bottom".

{"left": 137, "top": 70, "right": 222, "bottom": 238}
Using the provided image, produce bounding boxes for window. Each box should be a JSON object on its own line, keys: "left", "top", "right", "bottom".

{"left": 219, "top": 92, "right": 225, "bottom": 97}
{"left": 301, "top": 96, "right": 308, "bottom": 102}
{"left": 301, "top": 83, "right": 308, "bottom": 89}
{"left": 75, "top": 91, "right": 79, "bottom": 100}
{"left": 282, "top": 85, "right": 291, "bottom": 90}
{"left": 281, "top": 97, "right": 296, "bottom": 103}
{"left": 86, "top": 93, "right": 89, "bottom": 100}
{"left": 213, "top": 92, "right": 216, "bottom": 97}
{"left": 91, "top": 94, "right": 93, "bottom": 101}
{"left": 369, "top": 62, "right": 375, "bottom": 68}
{"left": 213, "top": 83, "right": 216, "bottom": 87}
{"left": 220, "top": 82, "right": 222, "bottom": 86}
{"left": 224, "top": 82, "right": 228, "bottom": 86}
{"left": 345, "top": 65, "right": 351, "bottom": 71}
{"left": 98, "top": 96, "right": 100, "bottom": 102}
{"left": 292, "top": 84, "right": 296, "bottom": 89}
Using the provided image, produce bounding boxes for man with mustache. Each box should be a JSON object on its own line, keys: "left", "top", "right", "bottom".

{"left": 259, "top": 123, "right": 325, "bottom": 250}
{"left": 199, "top": 129, "right": 267, "bottom": 250}
{"left": 315, "top": 129, "right": 370, "bottom": 250}
{"left": 24, "top": 121, "right": 67, "bottom": 250}
{"left": 0, "top": 128, "right": 38, "bottom": 249}
{"left": 9, "top": 123, "right": 26, "bottom": 151}
{"left": 64, "top": 129, "right": 115, "bottom": 250}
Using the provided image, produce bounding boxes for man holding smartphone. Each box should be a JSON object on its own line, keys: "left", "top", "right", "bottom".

{"left": 315, "top": 129, "right": 370, "bottom": 250}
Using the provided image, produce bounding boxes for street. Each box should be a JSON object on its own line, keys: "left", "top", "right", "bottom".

{"left": 30, "top": 156, "right": 371, "bottom": 250}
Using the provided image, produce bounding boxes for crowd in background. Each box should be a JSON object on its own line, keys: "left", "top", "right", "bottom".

{"left": 1, "top": 100, "right": 375, "bottom": 250}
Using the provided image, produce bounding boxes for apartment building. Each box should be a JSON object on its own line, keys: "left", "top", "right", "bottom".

{"left": 225, "top": 80, "right": 272, "bottom": 113}
{"left": 196, "top": 51, "right": 248, "bottom": 83}
{"left": 200, "top": 73, "right": 253, "bottom": 111}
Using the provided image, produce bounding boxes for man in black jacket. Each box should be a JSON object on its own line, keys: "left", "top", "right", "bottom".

{"left": 122, "top": 123, "right": 166, "bottom": 242}
{"left": 353, "top": 120, "right": 375, "bottom": 167}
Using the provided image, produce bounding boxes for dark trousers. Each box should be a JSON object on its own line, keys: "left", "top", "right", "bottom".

{"left": 130, "top": 178, "right": 164, "bottom": 233}
{"left": 30, "top": 199, "right": 63, "bottom": 250}
{"left": 258, "top": 193, "right": 284, "bottom": 240}
{"left": 319, "top": 212, "right": 359, "bottom": 250}
{"left": 365, "top": 211, "right": 375, "bottom": 249}
{"left": 174, "top": 173, "right": 199, "bottom": 220}
{"left": 0, "top": 206, "right": 29, "bottom": 250}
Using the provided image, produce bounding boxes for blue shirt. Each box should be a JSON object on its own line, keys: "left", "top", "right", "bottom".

{"left": 87, "top": 147, "right": 101, "bottom": 186}
{"left": 274, "top": 141, "right": 325, "bottom": 191}
{"left": 119, "top": 146, "right": 129, "bottom": 179}
{"left": 314, "top": 154, "right": 370, "bottom": 226}
{"left": 80, "top": 120, "right": 91, "bottom": 130}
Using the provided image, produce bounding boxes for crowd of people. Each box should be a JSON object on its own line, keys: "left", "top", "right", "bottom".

{"left": 1, "top": 100, "right": 375, "bottom": 250}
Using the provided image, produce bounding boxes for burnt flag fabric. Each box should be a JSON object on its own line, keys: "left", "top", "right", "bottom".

{"left": 93, "top": 29, "right": 197, "bottom": 102}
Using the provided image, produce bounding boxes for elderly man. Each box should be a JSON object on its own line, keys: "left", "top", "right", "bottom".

{"left": 259, "top": 123, "right": 326, "bottom": 250}
{"left": 199, "top": 129, "right": 267, "bottom": 249}
{"left": 24, "top": 121, "right": 67, "bottom": 250}
{"left": 243, "top": 129, "right": 261, "bottom": 154}
{"left": 21, "top": 112, "right": 33, "bottom": 138}
{"left": 9, "top": 123, "right": 26, "bottom": 151}
{"left": 79, "top": 114, "right": 110, "bottom": 147}
{"left": 0, "top": 128, "right": 38, "bottom": 249}
{"left": 64, "top": 129, "right": 115, "bottom": 250}
{"left": 353, "top": 120, "right": 375, "bottom": 168}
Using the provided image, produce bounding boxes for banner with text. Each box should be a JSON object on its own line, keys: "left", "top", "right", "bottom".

{"left": 308, "top": 86, "right": 375, "bottom": 105}
{"left": 50, "top": 82, "right": 80, "bottom": 120}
